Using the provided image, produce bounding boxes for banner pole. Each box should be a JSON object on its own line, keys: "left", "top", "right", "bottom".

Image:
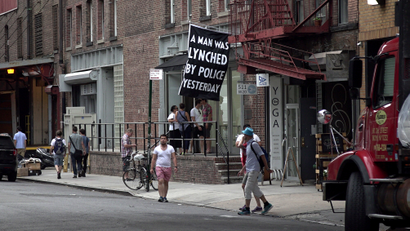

{"left": 147, "top": 79, "right": 152, "bottom": 191}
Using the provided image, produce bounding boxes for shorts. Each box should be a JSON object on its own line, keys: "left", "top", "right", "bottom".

{"left": 156, "top": 166, "right": 172, "bottom": 181}
{"left": 122, "top": 156, "right": 131, "bottom": 172}
{"left": 54, "top": 154, "right": 64, "bottom": 166}
{"left": 193, "top": 126, "right": 204, "bottom": 138}
{"left": 204, "top": 123, "right": 212, "bottom": 138}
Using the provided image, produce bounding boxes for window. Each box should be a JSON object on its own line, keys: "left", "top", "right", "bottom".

{"left": 4, "top": 25, "right": 8, "bottom": 62}
{"left": 373, "top": 57, "right": 395, "bottom": 108}
{"left": 34, "top": 13, "right": 43, "bottom": 56}
{"left": 200, "top": 0, "right": 211, "bottom": 19}
{"left": 109, "top": 0, "right": 117, "bottom": 38}
{"left": 294, "top": 0, "right": 304, "bottom": 24}
{"left": 17, "top": 18, "right": 22, "bottom": 58}
{"left": 339, "top": 0, "right": 348, "bottom": 24}
{"left": 76, "top": 5, "right": 83, "bottom": 45}
{"left": 219, "top": 0, "right": 229, "bottom": 12}
{"left": 98, "top": 0, "right": 104, "bottom": 40}
{"left": 87, "top": 0, "right": 93, "bottom": 43}
{"left": 66, "top": 9, "right": 73, "bottom": 48}
{"left": 165, "top": 0, "right": 175, "bottom": 25}
{"left": 188, "top": 0, "right": 192, "bottom": 20}
{"left": 52, "top": 4, "right": 58, "bottom": 50}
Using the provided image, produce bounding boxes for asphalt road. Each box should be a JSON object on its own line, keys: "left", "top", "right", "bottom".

{"left": 0, "top": 180, "right": 344, "bottom": 231}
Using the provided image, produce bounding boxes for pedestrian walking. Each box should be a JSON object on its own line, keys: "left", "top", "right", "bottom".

{"left": 67, "top": 126, "right": 85, "bottom": 178}
{"left": 150, "top": 134, "right": 178, "bottom": 203}
{"left": 79, "top": 129, "right": 90, "bottom": 177}
{"left": 237, "top": 127, "right": 273, "bottom": 215}
{"left": 13, "top": 126, "right": 27, "bottom": 158}
{"left": 121, "top": 128, "right": 136, "bottom": 180}
{"left": 50, "top": 130, "right": 66, "bottom": 179}
{"left": 236, "top": 124, "right": 263, "bottom": 213}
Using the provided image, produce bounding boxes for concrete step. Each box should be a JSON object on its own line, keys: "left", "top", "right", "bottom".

{"left": 218, "top": 169, "right": 242, "bottom": 177}
{"left": 221, "top": 176, "right": 243, "bottom": 184}
{"left": 215, "top": 162, "right": 243, "bottom": 170}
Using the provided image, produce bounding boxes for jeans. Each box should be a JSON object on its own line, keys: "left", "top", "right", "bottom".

{"left": 71, "top": 153, "right": 83, "bottom": 175}
{"left": 82, "top": 153, "right": 89, "bottom": 173}
{"left": 181, "top": 126, "right": 192, "bottom": 151}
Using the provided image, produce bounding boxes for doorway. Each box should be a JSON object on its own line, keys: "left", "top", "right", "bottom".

{"left": 284, "top": 85, "right": 300, "bottom": 180}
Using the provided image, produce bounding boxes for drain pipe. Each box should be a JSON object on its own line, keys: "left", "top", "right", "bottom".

{"left": 27, "top": 0, "right": 32, "bottom": 59}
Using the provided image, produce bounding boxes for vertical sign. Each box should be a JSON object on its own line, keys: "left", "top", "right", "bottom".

{"left": 270, "top": 76, "right": 283, "bottom": 170}
{"left": 178, "top": 24, "right": 230, "bottom": 101}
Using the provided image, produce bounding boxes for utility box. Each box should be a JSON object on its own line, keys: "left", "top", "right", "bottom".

{"left": 64, "top": 107, "right": 97, "bottom": 150}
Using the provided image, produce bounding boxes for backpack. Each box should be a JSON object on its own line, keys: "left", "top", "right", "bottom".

{"left": 250, "top": 141, "right": 270, "bottom": 171}
{"left": 54, "top": 138, "right": 66, "bottom": 155}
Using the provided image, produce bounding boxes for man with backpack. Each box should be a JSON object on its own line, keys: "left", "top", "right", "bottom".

{"left": 237, "top": 127, "right": 273, "bottom": 216}
{"left": 50, "top": 130, "right": 66, "bottom": 179}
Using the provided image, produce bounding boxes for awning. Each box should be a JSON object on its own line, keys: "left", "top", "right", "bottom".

{"left": 155, "top": 55, "right": 187, "bottom": 72}
{"left": 64, "top": 70, "right": 98, "bottom": 85}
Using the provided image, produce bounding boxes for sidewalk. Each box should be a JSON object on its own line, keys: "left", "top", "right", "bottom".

{"left": 18, "top": 169, "right": 345, "bottom": 226}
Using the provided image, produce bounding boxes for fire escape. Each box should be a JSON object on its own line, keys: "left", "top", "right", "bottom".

{"left": 229, "top": 0, "right": 331, "bottom": 80}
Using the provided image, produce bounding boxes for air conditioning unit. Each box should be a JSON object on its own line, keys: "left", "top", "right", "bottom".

{"left": 81, "top": 83, "right": 97, "bottom": 95}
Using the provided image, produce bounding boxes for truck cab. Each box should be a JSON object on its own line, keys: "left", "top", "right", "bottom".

{"left": 322, "top": 36, "right": 410, "bottom": 230}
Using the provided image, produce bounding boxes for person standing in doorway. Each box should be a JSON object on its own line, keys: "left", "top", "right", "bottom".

{"left": 67, "top": 126, "right": 85, "bottom": 178}
{"left": 189, "top": 99, "right": 204, "bottom": 154}
{"left": 237, "top": 127, "right": 273, "bottom": 215}
{"left": 150, "top": 134, "right": 178, "bottom": 202}
{"left": 50, "top": 130, "right": 66, "bottom": 179}
{"left": 176, "top": 103, "right": 191, "bottom": 155}
{"left": 201, "top": 99, "right": 212, "bottom": 153}
{"left": 121, "top": 128, "right": 137, "bottom": 180}
{"left": 13, "top": 126, "right": 27, "bottom": 158}
{"left": 167, "top": 105, "right": 182, "bottom": 155}
{"left": 79, "top": 129, "right": 90, "bottom": 177}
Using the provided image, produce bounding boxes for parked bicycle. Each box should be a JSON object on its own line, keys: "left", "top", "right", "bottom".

{"left": 122, "top": 151, "right": 158, "bottom": 192}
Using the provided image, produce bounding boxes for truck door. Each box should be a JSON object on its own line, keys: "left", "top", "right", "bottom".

{"left": 368, "top": 55, "right": 398, "bottom": 162}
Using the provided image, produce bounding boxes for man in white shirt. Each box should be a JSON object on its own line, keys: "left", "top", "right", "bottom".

{"left": 189, "top": 99, "right": 204, "bottom": 153}
{"left": 150, "top": 134, "right": 178, "bottom": 203}
{"left": 13, "top": 126, "right": 27, "bottom": 158}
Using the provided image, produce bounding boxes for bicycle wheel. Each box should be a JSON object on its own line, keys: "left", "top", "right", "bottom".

{"left": 150, "top": 169, "right": 158, "bottom": 191}
{"left": 122, "top": 169, "right": 143, "bottom": 190}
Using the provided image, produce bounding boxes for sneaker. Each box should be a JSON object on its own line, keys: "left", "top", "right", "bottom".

{"left": 158, "top": 197, "right": 164, "bottom": 202}
{"left": 239, "top": 205, "right": 246, "bottom": 211}
{"left": 238, "top": 209, "right": 250, "bottom": 215}
{"left": 261, "top": 203, "right": 273, "bottom": 215}
{"left": 73, "top": 175, "right": 77, "bottom": 178}
{"left": 163, "top": 197, "right": 168, "bottom": 202}
{"left": 251, "top": 206, "right": 262, "bottom": 213}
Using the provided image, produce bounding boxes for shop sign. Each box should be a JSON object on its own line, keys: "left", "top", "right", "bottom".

{"left": 237, "top": 83, "right": 257, "bottom": 95}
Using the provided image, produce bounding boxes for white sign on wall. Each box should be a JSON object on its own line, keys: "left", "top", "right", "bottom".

{"left": 256, "top": 73, "right": 269, "bottom": 87}
{"left": 237, "top": 83, "right": 257, "bottom": 95}
{"left": 269, "top": 76, "right": 283, "bottom": 170}
{"left": 150, "top": 68, "right": 163, "bottom": 80}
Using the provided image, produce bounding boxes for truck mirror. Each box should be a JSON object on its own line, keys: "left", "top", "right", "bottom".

{"left": 349, "top": 58, "right": 363, "bottom": 88}
{"left": 317, "top": 109, "right": 332, "bottom": 125}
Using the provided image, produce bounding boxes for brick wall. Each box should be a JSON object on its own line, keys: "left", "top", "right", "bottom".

{"left": 89, "top": 151, "right": 231, "bottom": 184}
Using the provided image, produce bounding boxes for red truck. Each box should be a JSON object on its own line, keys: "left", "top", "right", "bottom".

{"left": 322, "top": 35, "right": 410, "bottom": 229}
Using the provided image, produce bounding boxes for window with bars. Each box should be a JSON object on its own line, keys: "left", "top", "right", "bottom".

{"left": 109, "top": 0, "right": 117, "bottom": 38}
{"left": 52, "top": 4, "right": 58, "bottom": 50}
{"left": 34, "top": 13, "right": 43, "bottom": 57}
{"left": 17, "top": 18, "right": 22, "bottom": 58}
{"left": 98, "top": 0, "right": 104, "bottom": 40}
{"left": 86, "top": 0, "right": 93, "bottom": 44}
{"left": 66, "top": 9, "right": 72, "bottom": 48}
{"left": 76, "top": 5, "right": 83, "bottom": 45}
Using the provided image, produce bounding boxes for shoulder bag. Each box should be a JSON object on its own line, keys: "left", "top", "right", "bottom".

{"left": 69, "top": 136, "right": 83, "bottom": 158}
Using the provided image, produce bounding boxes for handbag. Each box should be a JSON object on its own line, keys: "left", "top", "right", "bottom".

{"left": 69, "top": 136, "right": 83, "bottom": 158}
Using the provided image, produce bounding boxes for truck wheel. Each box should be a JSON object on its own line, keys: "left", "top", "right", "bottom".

{"left": 345, "top": 172, "right": 379, "bottom": 231}
{"left": 7, "top": 171, "right": 17, "bottom": 182}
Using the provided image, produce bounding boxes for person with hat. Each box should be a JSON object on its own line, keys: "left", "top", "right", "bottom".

{"left": 237, "top": 127, "right": 273, "bottom": 215}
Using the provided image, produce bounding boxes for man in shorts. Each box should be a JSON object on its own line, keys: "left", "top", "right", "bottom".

{"left": 50, "top": 130, "right": 66, "bottom": 179}
{"left": 150, "top": 134, "right": 178, "bottom": 202}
